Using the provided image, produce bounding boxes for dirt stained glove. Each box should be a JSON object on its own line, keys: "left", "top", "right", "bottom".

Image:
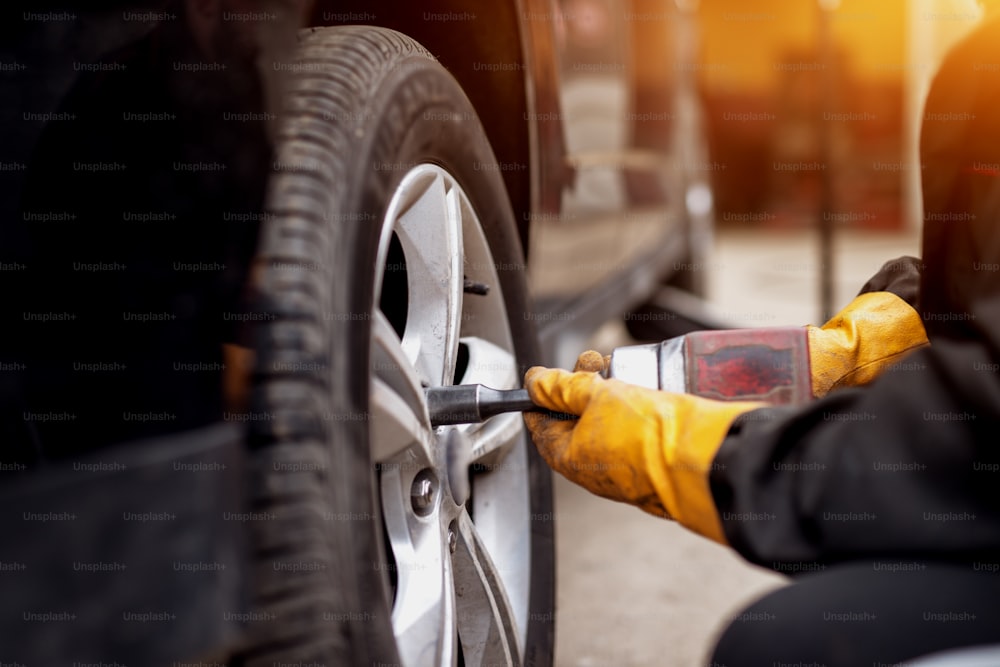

{"left": 524, "top": 357, "right": 764, "bottom": 544}
{"left": 807, "top": 291, "right": 929, "bottom": 397}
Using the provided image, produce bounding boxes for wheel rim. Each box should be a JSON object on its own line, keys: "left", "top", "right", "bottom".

{"left": 369, "top": 164, "right": 532, "bottom": 666}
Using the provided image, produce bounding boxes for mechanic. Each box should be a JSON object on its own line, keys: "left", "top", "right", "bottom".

{"left": 524, "top": 11, "right": 1000, "bottom": 667}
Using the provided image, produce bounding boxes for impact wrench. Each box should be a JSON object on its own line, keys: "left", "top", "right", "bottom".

{"left": 425, "top": 326, "right": 813, "bottom": 427}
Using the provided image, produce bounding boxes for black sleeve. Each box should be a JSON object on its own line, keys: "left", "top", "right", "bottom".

{"left": 710, "top": 316, "right": 1000, "bottom": 567}
{"left": 856, "top": 256, "right": 923, "bottom": 311}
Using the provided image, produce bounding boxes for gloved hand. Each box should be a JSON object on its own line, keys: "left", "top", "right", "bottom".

{"left": 807, "top": 290, "right": 928, "bottom": 397}
{"left": 524, "top": 352, "right": 764, "bottom": 543}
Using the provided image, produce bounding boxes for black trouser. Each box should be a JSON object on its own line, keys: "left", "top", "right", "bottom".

{"left": 711, "top": 561, "right": 1000, "bottom": 667}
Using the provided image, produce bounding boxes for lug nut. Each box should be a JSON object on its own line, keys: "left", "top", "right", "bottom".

{"left": 410, "top": 470, "right": 436, "bottom": 516}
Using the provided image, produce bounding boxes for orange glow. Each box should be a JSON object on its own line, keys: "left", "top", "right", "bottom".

{"left": 695, "top": 0, "right": 910, "bottom": 94}
{"left": 696, "top": 0, "right": 984, "bottom": 94}
{"left": 695, "top": 0, "right": 989, "bottom": 230}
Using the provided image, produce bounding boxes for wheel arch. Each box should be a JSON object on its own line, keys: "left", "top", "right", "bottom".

{"left": 308, "top": 0, "right": 566, "bottom": 256}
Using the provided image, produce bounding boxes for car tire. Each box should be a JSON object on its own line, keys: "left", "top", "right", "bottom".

{"left": 239, "top": 25, "right": 554, "bottom": 667}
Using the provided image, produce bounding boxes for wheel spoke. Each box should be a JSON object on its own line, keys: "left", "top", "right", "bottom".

{"left": 470, "top": 433, "right": 532, "bottom": 647}
{"left": 455, "top": 337, "right": 518, "bottom": 388}
{"left": 370, "top": 378, "right": 433, "bottom": 467}
{"left": 465, "top": 413, "right": 524, "bottom": 468}
{"left": 381, "top": 466, "right": 458, "bottom": 667}
{"left": 442, "top": 186, "right": 467, "bottom": 381}
{"left": 373, "top": 309, "right": 428, "bottom": 417}
{"left": 394, "top": 170, "right": 464, "bottom": 386}
{"left": 453, "top": 510, "right": 522, "bottom": 667}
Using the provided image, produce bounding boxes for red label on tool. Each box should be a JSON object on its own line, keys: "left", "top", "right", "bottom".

{"left": 685, "top": 327, "right": 813, "bottom": 404}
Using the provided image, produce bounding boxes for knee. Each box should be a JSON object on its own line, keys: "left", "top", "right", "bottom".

{"left": 709, "top": 585, "right": 830, "bottom": 667}
{"left": 710, "top": 600, "right": 785, "bottom": 667}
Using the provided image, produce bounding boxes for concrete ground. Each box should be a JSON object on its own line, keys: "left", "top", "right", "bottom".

{"left": 551, "top": 226, "right": 922, "bottom": 667}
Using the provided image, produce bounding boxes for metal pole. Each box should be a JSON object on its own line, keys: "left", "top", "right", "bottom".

{"left": 817, "top": 0, "right": 837, "bottom": 322}
{"left": 675, "top": 0, "right": 710, "bottom": 298}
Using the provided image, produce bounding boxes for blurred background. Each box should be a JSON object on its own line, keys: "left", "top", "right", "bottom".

{"left": 697, "top": 0, "right": 972, "bottom": 234}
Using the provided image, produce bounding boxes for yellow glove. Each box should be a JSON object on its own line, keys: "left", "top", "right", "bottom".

{"left": 808, "top": 291, "right": 929, "bottom": 397}
{"left": 524, "top": 357, "right": 764, "bottom": 544}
